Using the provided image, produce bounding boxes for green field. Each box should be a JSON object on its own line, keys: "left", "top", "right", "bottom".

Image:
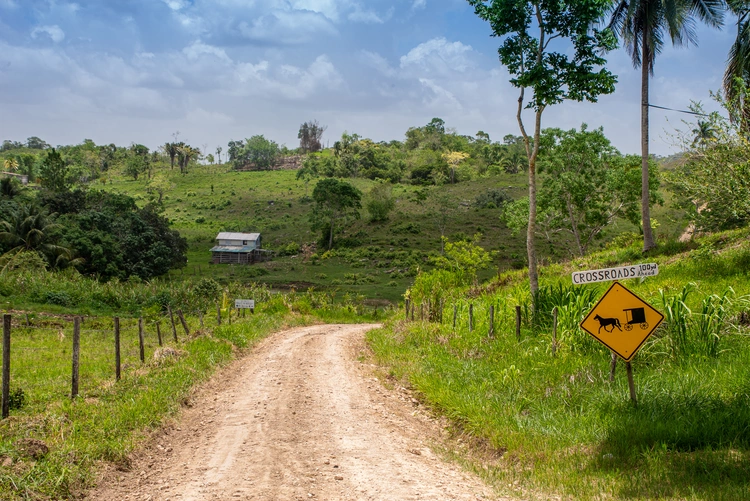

{"left": 103, "top": 163, "right": 686, "bottom": 302}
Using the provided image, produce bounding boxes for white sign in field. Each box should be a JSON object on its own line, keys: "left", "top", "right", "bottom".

{"left": 235, "top": 299, "right": 255, "bottom": 309}
{"left": 572, "top": 263, "right": 658, "bottom": 285}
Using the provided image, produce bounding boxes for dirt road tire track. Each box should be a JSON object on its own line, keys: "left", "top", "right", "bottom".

{"left": 88, "top": 324, "right": 500, "bottom": 501}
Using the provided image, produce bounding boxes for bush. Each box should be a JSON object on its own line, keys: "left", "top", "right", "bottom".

{"left": 475, "top": 189, "right": 512, "bottom": 209}
{"left": 45, "top": 291, "right": 74, "bottom": 307}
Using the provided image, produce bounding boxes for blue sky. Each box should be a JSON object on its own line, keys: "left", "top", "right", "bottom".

{"left": 0, "top": 0, "right": 737, "bottom": 156}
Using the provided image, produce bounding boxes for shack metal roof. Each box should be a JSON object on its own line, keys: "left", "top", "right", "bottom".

{"left": 216, "top": 232, "right": 260, "bottom": 241}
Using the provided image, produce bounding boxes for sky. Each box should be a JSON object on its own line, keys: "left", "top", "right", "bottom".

{"left": 0, "top": 0, "right": 738, "bottom": 157}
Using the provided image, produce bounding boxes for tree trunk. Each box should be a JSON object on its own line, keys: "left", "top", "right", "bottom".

{"left": 328, "top": 217, "right": 335, "bottom": 250}
{"left": 641, "top": 28, "right": 656, "bottom": 252}
{"left": 527, "top": 109, "right": 542, "bottom": 297}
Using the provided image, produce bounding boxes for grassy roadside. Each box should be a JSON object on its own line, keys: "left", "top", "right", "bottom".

{"left": 0, "top": 292, "right": 385, "bottom": 500}
{"left": 367, "top": 228, "right": 750, "bottom": 500}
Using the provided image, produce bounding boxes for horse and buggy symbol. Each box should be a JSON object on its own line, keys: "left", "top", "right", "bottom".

{"left": 594, "top": 307, "right": 649, "bottom": 333}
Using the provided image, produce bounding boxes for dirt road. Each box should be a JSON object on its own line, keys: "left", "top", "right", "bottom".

{"left": 89, "top": 324, "right": 499, "bottom": 501}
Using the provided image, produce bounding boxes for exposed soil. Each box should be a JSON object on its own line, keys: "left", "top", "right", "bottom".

{"left": 88, "top": 324, "right": 501, "bottom": 501}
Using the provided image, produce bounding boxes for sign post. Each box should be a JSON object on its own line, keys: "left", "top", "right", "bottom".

{"left": 235, "top": 299, "right": 255, "bottom": 314}
{"left": 580, "top": 281, "right": 664, "bottom": 404}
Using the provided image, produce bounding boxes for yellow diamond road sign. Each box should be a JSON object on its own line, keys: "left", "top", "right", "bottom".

{"left": 580, "top": 281, "right": 664, "bottom": 362}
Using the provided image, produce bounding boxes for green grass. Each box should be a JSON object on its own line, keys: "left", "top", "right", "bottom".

{"left": 100, "top": 163, "right": 686, "bottom": 301}
{"left": 368, "top": 227, "right": 750, "bottom": 500}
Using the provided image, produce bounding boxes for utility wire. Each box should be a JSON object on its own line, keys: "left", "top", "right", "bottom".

{"left": 648, "top": 103, "right": 710, "bottom": 117}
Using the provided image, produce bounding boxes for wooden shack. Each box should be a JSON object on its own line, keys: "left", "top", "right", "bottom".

{"left": 210, "top": 232, "right": 268, "bottom": 264}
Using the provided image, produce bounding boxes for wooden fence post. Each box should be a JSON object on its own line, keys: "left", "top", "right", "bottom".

{"left": 156, "top": 321, "right": 163, "bottom": 347}
{"left": 410, "top": 302, "right": 414, "bottom": 321}
{"left": 177, "top": 310, "right": 190, "bottom": 336}
{"left": 420, "top": 304, "right": 424, "bottom": 321}
{"left": 217, "top": 303, "right": 222, "bottom": 326}
{"left": 114, "top": 317, "right": 121, "bottom": 381}
{"left": 515, "top": 305, "right": 522, "bottom": 342}
{"left": 405, "top": 299, "right": 410, "bottom": 321}
{"left": 138, "top": 317, "right": 145, "bottom": 363}
{"left": 2, "top": 314, "right": 10, "bottom": 418}
{"left": 489, "top": 305, "right": 495, "bottom": 338}
{"left": 470, "top": 303, "right": 475, "bottom": 332}
{"left": 228, "top": 305, "right": 232, "bottom": 325}
{"left": 72, "top": 317, "right": 81, "bottom": 398}
{"left": 168, "top": 305, "right": 178, "bottom": 342}
{"left": 552, "top": 307, "right": 558, "bottom": 357}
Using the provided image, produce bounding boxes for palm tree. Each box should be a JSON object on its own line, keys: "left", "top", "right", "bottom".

{"left": 724, "top": 0, "right": 750, "bottom": 131}
{"left": 176, "top": 144, "right": 198, "bottom": 174}
{"left": 0, "top": 203, "right": 73, "bottom": 268}
{"left": 608, "top": 0, "right": 724, "bottom": 251}
{"left": 3, "top": 157, "right": 19, "bottom": 172}
{"left": 691, "top": 120, "right": 717, "bottom": 146}
{"left": 0, "top": 177, "right": 21, "bottom": 199}
{"left": 163, "top": 142, "right": 178, "bottom": 170}
{"left": 215, "top": 146, "right": 222, "bottom": 164}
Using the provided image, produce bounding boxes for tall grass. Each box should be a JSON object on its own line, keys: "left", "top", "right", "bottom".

{"left": 371, "top": 230, "right": 750, "bottom": 500}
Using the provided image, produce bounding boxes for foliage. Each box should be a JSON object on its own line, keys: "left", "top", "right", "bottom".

{"left": 310, "top": 178, "right": 362, "bottom": 250}
{"left": 49, "top": 190, "right": 188, "bottom": 281}
{"left": 671, "top": 99, "right": 750, "bottom": 231}
{"left": 468, "top": 0, "right": 618, "bottom": 295}
{"left": 474, "top": 188, "right": 512, "bottom": 209}
{"left": 0, "top": 177, "right": 22, "bottom": 199}
{"left": 365, "top": 181, "right": 395, "bottom": 222}
{"left": 0, "top": 203, "right": 73, "bottom": 268}
{"left": 298, "top": 120, "right": 327, "bottom": 153}
{"left": 230, "top": 135, "right": 280, "bottom": 170}
{"left": 38, "top": 148, "right": 70, "bottom": 192}
{"left": 537, "top": 124, "right": 661, "bottom": 255}
{"left": 433, "top": 233, "right": 494, "bottom": 285}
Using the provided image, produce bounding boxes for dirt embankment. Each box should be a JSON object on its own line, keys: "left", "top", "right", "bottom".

{"left": 88, "top": 324, "right": 501, "bottom": 501}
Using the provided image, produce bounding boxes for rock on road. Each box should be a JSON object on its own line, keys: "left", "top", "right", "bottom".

{"left": 89, "top": 324, "right": 499, "bottom": 501}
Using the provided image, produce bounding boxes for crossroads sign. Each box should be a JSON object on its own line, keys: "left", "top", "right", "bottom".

{"left": 580, "top": 282, "right": 664, "bottom": 362}
{"left": 572, "top": 263, "right": 658, "bottom": 285}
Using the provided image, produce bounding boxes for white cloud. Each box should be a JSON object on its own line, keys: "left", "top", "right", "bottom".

{"left": 291, "top": 0, "right": 342, "bottom": 22}
{"left": 182, "top": 41, "right": 231, "bottom": 63}
{"left": 31, "top": 25, "right": 65, "bottom": 43}
{"left": 360, "top": 50, "right": 397, "bottom": 77}
{"left": 348, "top": 5, "right": 392, "bottom": 24}
{"left": 418, "top": 77, "right": 462, "bottom": 110}
{"left": 0, "top": 0, "right": 18, "bottom": 8}
{"left": 412, "top": 0, "right": 426, "bottom": 10}
{"left": 237, "top": 10, "right": 337, "bottom": 44}
{"left": 162, "top": 0, "right": 189, "bottom": 11}
{"left": 400, "top": 37, "right": 476, "bottom": 76}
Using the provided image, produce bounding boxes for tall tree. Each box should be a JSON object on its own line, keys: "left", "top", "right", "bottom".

{"left": 467, "top": 0, "right": 617, "bottom": 296}
{"left": 298, "top": 120, "right": 327, "bottom": 153}
{"left": 215, "top": 146, "right": 222, "bottom": 164}
{"left": 724, "top": 0, "right": 750, "bottom": 131}
{"left": 164, "top": 142, "right": 178, "bottom": 170}
{"left": 609, "top": 0, "right": 723, "bottom": 251}
{"left": 38, "top": 148, "right": 70, "bottom": 192}
{"left": 310, "top": 178, "right": 362, "bottom": 250}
